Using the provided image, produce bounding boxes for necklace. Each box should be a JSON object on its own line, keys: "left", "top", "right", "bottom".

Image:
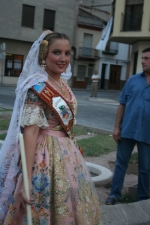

{"left": 48, "top": 75, "right": 65, "bottom": 94}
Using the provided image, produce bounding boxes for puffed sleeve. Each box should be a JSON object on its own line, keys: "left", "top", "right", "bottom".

{"left": 21, "top": 89, "right": 49, "bottom": 128}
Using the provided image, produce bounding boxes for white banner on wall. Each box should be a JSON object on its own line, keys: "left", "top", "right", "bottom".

{"left": 95, "top": 17, "right": 113, "bottom": 51}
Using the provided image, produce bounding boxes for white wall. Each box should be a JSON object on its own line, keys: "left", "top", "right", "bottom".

{"left": 130, "top": 41, "right": 150, "bottom": 76}
{"left": 98, "top": 42, "right": 129, "bottom": 81}
{"left": 99, "top": 59, "right": 127, "bottom": 80}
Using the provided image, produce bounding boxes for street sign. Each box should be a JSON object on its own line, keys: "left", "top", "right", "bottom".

{"left": 0, "top": 52, "right": 6, "bottom": 60}
{"left": 0, "top": 43, "right": 6, "bottom": 51}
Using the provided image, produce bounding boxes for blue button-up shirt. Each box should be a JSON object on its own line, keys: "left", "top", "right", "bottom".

{"left": 119, "top": 72, "right": 150, "bottom": 144}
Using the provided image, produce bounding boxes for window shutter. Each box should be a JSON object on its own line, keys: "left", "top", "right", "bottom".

{"left": 43, "top": 9, "right": 55, "bottom": 31}
{"left": 22, "top": 4, "right": 35, "bottom": 28}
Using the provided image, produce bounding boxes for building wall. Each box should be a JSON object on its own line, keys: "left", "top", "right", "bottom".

{"left": 111, "top": 0, "right": 150, "bottom": 43}
{"left": 110, "top": 0, "right": 150, "bottom": 81}
{"left": 73, "top": 27, "right": 102, "bottom": 80}
{"left": 0, "top": 39, "right": 31, "bottom": 85}
{"left": 100, "top": 43, "right": 129, "bottom": 63}
{"left": 84, "top": 0, "right": 111, "bottom": 14}
{"left": 76, "top": 27, "right": 102, "bottom": 57}
{"left": 0, "top": 0, "right": 78, "bottom": 85}
{"left": 98, "top": 42, "right": 130, "bottom": 89}
{"left": 0, "top": 0, "right": 77, "bottom": 42}
{"left": 130, "top": 41, "right": 150, "bottom": 75}
{"left": 72, "top": 26, "right": 102, "bottom": 89}
{"left": 73, "top": 19, "right": 130, "bottom": 90}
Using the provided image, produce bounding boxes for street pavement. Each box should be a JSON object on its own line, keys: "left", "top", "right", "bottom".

{"left": 0, "top": 85, "right": 120, "bottom": 132}
{"left": 74, "top": 89, "right": 120, "bottom": 132}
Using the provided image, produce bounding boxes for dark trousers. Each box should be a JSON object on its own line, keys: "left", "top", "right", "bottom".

{"left": 110, "top": 138, "right": 150, "bottom": 201}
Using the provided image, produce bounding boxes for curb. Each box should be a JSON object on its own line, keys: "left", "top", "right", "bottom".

{"left": 76, "top": 123, "right": 112, "bottom": 134}
{"left": 101, "top": 199, "right": 150, "bottom": 225}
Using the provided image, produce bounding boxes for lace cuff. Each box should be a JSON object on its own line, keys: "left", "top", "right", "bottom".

{"left": 21, "top": 104, "right": 49, "bottom": 128}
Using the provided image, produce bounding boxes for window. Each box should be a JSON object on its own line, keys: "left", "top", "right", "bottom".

{"left": 77, "top": 65, "right": 86, "bottom": 81}
{"left": 22, "top": 4, "right": 35, "bottom": 28}
{"left": 5, "top": 54, "right": 23, "bottom": 77}
{"left": 43, "top": 9, "right": 55, "bottom": 31}
{"left": 123, "top": 0, "right": 143, "bottom": 31}
{"left": 83, "top": 33, "right": 92, "bottom": 56}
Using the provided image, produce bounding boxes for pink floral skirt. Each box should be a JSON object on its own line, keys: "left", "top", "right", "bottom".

{"left": 3, "top": 130, "right": 100, "bottom": 225}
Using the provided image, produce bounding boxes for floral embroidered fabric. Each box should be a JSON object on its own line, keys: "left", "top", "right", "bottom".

{"left": 21, "top": 89, "right": 49, "bottom": 128}
{"left": 2, "top": 89, "right": 101, "bottom": 225}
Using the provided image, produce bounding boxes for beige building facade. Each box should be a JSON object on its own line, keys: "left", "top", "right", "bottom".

{"left": 72, "top": 3, "right": 130, "bottom": 90}
{"left": 110, "top": 0, "right": 150, "bottom": 76}
{"left": 72, "top": 4, "right": 110, "bottom": 89}
{"left": 72, "top": 6, "right": 104, "bottom": 89}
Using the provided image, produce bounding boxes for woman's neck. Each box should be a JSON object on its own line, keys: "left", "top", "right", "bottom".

{"left": 48, "top": 74, "right": 61, "bottom": 82}
{"left": 46, "top": 72, "right": 61, "bottom": 82}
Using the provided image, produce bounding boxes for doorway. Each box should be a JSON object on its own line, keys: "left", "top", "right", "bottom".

{"left": 133, "top": 51, "right": 138, "bottom": 75}
{"left": 109, "top": 65, "right": 121, "bottom": 89}
{"left": 101, "top": 64, "right": 107, "bottom": 89}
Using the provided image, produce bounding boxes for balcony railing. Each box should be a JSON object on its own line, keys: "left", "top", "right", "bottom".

{"left": 102, "top": 48, "right": 118, "bottom": 55}
{"left": 78, "top": 47, "right": 100, "bottom": 60}
{"left": 122, "top": 12, "right": 143, "bottom": 31}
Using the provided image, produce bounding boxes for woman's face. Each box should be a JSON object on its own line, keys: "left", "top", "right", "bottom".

{"left": 45, "top": 39, "right": 71, "bottom": 77}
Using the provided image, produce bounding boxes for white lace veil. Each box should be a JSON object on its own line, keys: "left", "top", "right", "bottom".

{"left": 0, "top": 30, "right": 72, "bottom": 220}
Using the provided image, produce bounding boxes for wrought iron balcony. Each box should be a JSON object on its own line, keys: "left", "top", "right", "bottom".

{"left": 122, "top": 12, "right": 143, "bottom": 31}
{"left": 102, "top": 48, "right": 118, "bottom": 55}
{"left": 78, "top": 47, "right": 100, "bottom": 60}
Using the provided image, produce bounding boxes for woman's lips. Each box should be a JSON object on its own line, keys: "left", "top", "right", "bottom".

{"left": 57, "top": 64, "right": 66, "bottom": 69}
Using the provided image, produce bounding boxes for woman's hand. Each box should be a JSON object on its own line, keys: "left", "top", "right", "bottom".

{"left": 14, "top": 175, "right": 32, "bottom": 210}
{"left": 19, "top": 181, "right": 32, "bottom": 210}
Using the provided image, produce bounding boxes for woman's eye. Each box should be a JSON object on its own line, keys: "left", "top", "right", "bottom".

{"left": 66, "top": 52, "right": 71, "bottom": 56}
{"left": 53, "top": 51, "right": 59, "bottom": 55}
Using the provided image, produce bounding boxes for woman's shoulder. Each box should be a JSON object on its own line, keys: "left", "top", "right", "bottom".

{"left": 25, "top": 88, "right": 46, "bottom": 107}
{"left": 26, "top": 88, "right": 40, "bottom": 102}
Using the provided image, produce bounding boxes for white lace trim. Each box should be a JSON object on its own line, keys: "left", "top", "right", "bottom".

{"left": 21, "top": 104, "right": 49, "bottom": 128}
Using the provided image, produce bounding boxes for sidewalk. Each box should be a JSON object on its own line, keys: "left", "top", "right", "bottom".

{"left": 78, "top": 135, "right": 150, "bottom": 225}
{"left": 85, "top": 149, "right": 138, "bottom": 205}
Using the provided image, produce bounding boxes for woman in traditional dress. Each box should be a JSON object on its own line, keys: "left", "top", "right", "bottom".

{"left": 0, "top": 30, "right": 100, "bottom": 224}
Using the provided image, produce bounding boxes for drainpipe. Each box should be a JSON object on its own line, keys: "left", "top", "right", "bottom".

{"left": 0, "top": 43, "right": 6, "bottom": 86}
{"left": 125, "top": 44, "right": 132, "bottom": 81}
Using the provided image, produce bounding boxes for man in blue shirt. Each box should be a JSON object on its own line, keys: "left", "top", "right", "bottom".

{"left": 106, "top": 47, "right": 150, "bottom": 205}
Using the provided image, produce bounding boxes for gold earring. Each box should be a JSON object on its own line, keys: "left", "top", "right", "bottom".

{"left": 41, "top": 60, "right": 46, "bottom": 70}
{"left": 39, "top": 40, "right": 48, "bottom": 69}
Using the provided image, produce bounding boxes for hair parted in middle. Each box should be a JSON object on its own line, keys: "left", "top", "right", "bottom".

{"left": 38, "top": 32, "right": 71, "bottom": 66}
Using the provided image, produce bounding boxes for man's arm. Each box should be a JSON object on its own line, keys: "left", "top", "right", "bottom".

{"left": 91, "top": 75, "right": 99, "bottom": 81}
{"left": 113, "top": 104, "right": 125, "bottom": 143}
{"left": 92, "top": 78, "right": 99, "bottom": 81}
